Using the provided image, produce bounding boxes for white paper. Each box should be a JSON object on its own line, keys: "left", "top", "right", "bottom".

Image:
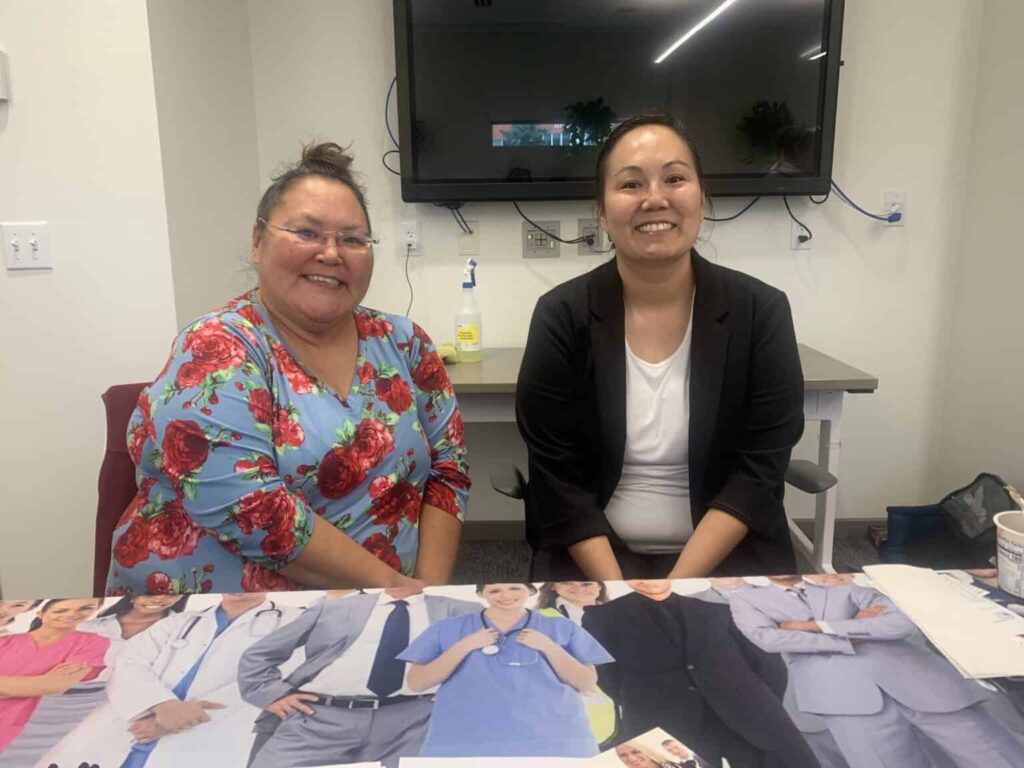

{"left": 864, "top": 564, "right": 1024, "bottom": 678}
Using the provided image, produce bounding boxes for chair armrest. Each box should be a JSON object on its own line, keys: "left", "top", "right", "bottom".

{"left": 785, "top": 459, "right": 837, "bottom": 495}
{"left": 490, "top": 465, "right": 527, "bottom": 500}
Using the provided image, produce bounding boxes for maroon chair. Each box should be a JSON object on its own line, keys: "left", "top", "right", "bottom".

{"left": 94, "top": 382, "right": 149, "bottom": 596}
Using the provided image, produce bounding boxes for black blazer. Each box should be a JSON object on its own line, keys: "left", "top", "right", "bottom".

{"left": 515, "top": 252, "right": 804, "bottom": 576}
{"left": 582, "top": 593, "right": 819, "bottom": 767}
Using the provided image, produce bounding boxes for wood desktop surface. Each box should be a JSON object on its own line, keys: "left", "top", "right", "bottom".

{"left": 444, "top": 345, "right": 878, "bottom": 395}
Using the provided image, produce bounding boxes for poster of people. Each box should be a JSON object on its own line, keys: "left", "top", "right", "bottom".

{"left": 2, "top": 572, "right": 1024, "bottom": 768}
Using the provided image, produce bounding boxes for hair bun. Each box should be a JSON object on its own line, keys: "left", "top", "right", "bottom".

{"left": 301, "top": 142, "right": 354, "bottom": 175}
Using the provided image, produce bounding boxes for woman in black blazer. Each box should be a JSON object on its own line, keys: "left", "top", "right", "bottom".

{"left": 515, "top": 115, "right": 804, "bottom": 579}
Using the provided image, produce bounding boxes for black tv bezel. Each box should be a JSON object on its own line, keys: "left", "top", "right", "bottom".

{"left": 393, "top": 0, "right": 844, "bottom": 202}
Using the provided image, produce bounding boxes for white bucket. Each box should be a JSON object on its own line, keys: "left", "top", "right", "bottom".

{"left": 994, "top": 510, "right": 1024, "bottom": 597}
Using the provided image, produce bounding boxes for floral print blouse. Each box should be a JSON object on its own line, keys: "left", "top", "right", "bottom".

{"left": 105, "top": 291, "right": 470, "bottom": 595}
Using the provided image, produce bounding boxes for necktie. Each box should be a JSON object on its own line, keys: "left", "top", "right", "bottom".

{"left": 367, "top": 600, "right": 410, "bottom": 698}
{"left": 557, "top": 603, "right": 569, "bottom": 618}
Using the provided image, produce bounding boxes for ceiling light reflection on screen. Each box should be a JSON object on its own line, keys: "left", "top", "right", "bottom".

{"left": 654, "top": 0, "right": 738, "bottom": 64}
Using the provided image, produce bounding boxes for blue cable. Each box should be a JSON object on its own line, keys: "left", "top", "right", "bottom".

{"left": 830, "top": 181, "right": 902, "bottom": 223}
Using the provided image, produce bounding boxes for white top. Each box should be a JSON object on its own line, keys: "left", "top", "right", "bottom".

{"left": 554, "top": 597, "right": 585, "bottom": 626}
{"left": 306, "top": 591, "right": 434, "bottom": 696}
{"left": 604, "top": 308, "right": 694, "bottom": 554}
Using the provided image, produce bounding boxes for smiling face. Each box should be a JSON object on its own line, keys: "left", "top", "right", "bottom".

{"left": 553, "top": 581, "right": 602, "bottom": 607}
{"left": 480, "top": 584, "right": 532, "bottom": 611}
{"left": 39, "top": 599, "right": 101, "bottom": 631}
{"left": 131, "top": 595, "right": 181, "bottom": 614}
{"left": 251, "top": 176, "right": 373, "bottom": 334}
{"left": 599, "top": 124, "right": 705, "bottom": 267}
{"left": 616, "top": 743, "right": 660, "bottom": 768}
{"left": 662, "top": 739, "right": 692, "bottom": 759}
{"left": 0, "top": 600, "right": 37, "bottom": 622}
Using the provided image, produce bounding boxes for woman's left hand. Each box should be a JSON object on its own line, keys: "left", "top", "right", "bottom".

{"left": 516, "top": 628, "right": 557, "bottom": 654}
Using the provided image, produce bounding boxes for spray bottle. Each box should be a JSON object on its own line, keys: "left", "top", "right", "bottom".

{"left": 455, "top": 258, "right": 483, "bottom": 363}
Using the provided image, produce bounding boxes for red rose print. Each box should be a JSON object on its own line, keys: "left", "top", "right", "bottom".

{"left": 369, "top": 482, "right": 421, "bottom": 527}
{"left": 148, "top": 499, "right": 201, "bottom": 559}
{"left": 272, "top": 343, "right": 316, "bottom": 394}
{"left": 412, "top": 323, "right": 433, "bottom": 346}
{"left": 183, "top": 320, "right": 247, "bottom": 372}
{"left": 317, "top": 446, "right": 365, "bottom": 498}
{"left": 369, "top": 476, "right": 395, "bottom": 499}
{"left": 161, "top": 420, "right": 210, "bottom": 483}
{"left": 146, "top": 571, "right": 174, "bottom": 595}
{"left": 234, "top": 455, "right": 278, "bottom": 479}
{"left": 431, "top": 460, "right": 472, "bottom": 489}
{"left": 116, "top": 492, "right": 148, "bottom": 530}
{"left": 272, "top": 409, "right": 305, "bottom": 448}
{"left": 354, "top": 311, "right": 394, "bottom": 339}
{"left": 361, "top": 533, "right": 402, "bottom": 570}
{"left": 412, "top": 351, "right": 449, "bottom": 393}
{"left": 241, "top": 561, "right": 300, "bottom": 592}
{"left": 424, "top": 481, "right": 460, "bottom": 518}
{"left": 201, "top": 580, "right": 214, "bottom": 592}
{"left": 375, "top": 375, "right": 413, "bottom": 413}
{"left": 357, "top": 362, "right": 376, "bottom": 383}
{"left": 235, "top": 487, "right": 295, "bottom": 535}
{"left": 351, "top": 420, "right": 394, "bottom": 469}
{"left": 247, "top": 388, "right": 273, "bottom": 426}
{"left": 446, "top": 409, "right": 464, "bottom": 446}
{"left": 128, "top": 424, "right": 149, "bottom": 466}
{"left": 175, "top": 362, "right": 207, "bottom": 388}
{"left": 260, "top": 528, "right": 297, "bottom": 561}
{"left": 238, "top": 304, "right": 264, "bottom": 328}
{"left": 113, "top": 519, "right": 152, "bottom": 568}
{"left": 202, "top": 564, "right": 215, "bottom": 573}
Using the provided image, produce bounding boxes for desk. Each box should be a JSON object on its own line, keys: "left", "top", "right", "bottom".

{"left": 446, "top": 344, "right": 878, "bottom": 573}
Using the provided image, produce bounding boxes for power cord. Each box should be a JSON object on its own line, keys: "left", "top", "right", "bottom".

{"left": 783, "top": 197, "right": 812, "bottom": 243}
{"left": 382, "top": 78, "right": 401, "bottom": 176}
{"left": 404, "top": 243, "right": 414, "bottom": 317}
{"left": 830, "top": 180, "right": 903, "bottom": 223}
{"left": 434, "top": 202, "right": 473, "bottom": 234}
{"left": 512, "top": 202, "right": 593, "bottom": 245}
{"left": 704, "top": 197, "right": 761, "bottom": 222}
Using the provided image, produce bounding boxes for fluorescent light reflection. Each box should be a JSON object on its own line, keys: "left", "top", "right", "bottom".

{"left": 654, "top": 0, "right": 738, "bottom": 64}
{"left": 808, "top": 50, "right": 827, "bottom": 61}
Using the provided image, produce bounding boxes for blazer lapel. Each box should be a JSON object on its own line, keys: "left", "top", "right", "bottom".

{"left": 589, "top": 260, "right": 627, "bottom": 485}
{"left": 297, "top": 593, "right": 378, "bottom": 684}
{"left": 688, "top": 251, "right": 730, "bottom": 518}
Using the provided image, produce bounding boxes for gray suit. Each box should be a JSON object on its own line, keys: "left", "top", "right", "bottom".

{"left": 729, "top": 582, "right": 1024, "bottom": 768}
{"left": 238, "top": 593, "right": 478, "bottom": 768}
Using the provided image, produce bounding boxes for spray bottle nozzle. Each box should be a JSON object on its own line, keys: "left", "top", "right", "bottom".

{"left": 463, "top": 258, "right": 477, "bottom": 289}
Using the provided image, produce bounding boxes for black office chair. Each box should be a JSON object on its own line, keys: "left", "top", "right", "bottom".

{"left": 490, "top": 461, "right": 837, "bottom": 511}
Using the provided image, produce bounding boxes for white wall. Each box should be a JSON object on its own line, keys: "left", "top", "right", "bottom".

{"left": 0, "top": 0, "right": 178, "bottom": 598}
{"left": 244, "top": 0, "right": 985, "bottom": 523}
{"left": 147, "top": 0, "right": 262, "bottom": 327}
{"left": 934, "top": 0, "right": 1024, "bottom": 495}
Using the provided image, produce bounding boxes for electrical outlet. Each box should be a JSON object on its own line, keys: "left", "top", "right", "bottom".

{"left": 522, "top": 220, "right": 560, "bottom": 258}
{"left": 2, "top": 221, "right": 51, "bottom": 269}
{"left": 576, "top": 218, "right": 603, "bottom": 255}
{"left": 790, "top": 218, "right": 811, "bottom": 250}
{"left": 883, "top": 191, "right": 906, "bottom": 226}
{"left": 459, "top": 220, "right": 480, "bottom": 256}
{"left": 400, "top": 220, "right": 420, "bottom": 255}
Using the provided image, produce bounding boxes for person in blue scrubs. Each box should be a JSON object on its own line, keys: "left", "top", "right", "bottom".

{"left": 398, "top": 582, "right": 613, "bottom": 758}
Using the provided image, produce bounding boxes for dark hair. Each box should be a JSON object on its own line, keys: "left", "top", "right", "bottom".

{"left": 98, "top": 595, "right": 189, "bottom": 619}
{"left": 29, "top": 598, "right": 101, "bottom": 632}
{"left": 255, "top": 141, "right": 371, "bottom": 233}
{"left": 475, "top": 583, "right": 538, "bottom": 596}
{"left": 536, "top": 582, "right": 608, "bottom": 610}
{"left": 594, "top": 113, "right": 707, "bottom": 210}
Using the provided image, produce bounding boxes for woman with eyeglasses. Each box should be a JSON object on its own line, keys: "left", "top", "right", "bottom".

{"left": 0, "top": 599, "right": 107, "bottom": 753}
{"left": 105, "top": 142, "right": 469, "bottom": 596}
{"left": 398, "top": 582, "right": 613, "bottom": 758}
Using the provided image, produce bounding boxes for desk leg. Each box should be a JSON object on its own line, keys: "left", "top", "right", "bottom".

{"left": 812, "top": 391, "right": 844, "bottom": 573}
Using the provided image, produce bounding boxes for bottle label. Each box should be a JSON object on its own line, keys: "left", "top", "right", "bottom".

{"left": 455, "top": 323, "right": 481, "bottom": 350}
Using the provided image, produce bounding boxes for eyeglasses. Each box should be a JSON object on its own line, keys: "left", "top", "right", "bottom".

{"left": 257, "top": 218, "right": 379, "bottom": 251}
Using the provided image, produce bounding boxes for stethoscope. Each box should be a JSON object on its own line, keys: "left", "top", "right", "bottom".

{"left": 478, "top": 608, "right": 533, "bottom": 657}
{"left": 169, "top": 602, "right": 282, "bottom": 649}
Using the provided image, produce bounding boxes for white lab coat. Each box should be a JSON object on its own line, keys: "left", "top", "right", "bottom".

{"left": 36, "top": 600, "right": 304, "bottom": 768}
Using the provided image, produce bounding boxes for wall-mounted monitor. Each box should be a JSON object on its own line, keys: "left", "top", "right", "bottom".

{"left": 393, "top": 0, "right": 845, "bottom": 202}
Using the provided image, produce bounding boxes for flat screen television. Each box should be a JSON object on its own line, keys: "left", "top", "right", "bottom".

{"left": 393, "top": 0, "right": 845, "bottom": 202}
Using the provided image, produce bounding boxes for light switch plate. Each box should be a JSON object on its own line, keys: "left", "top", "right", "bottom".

{"left": 2, "top": 221, "right": 52, "bottom": 269}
